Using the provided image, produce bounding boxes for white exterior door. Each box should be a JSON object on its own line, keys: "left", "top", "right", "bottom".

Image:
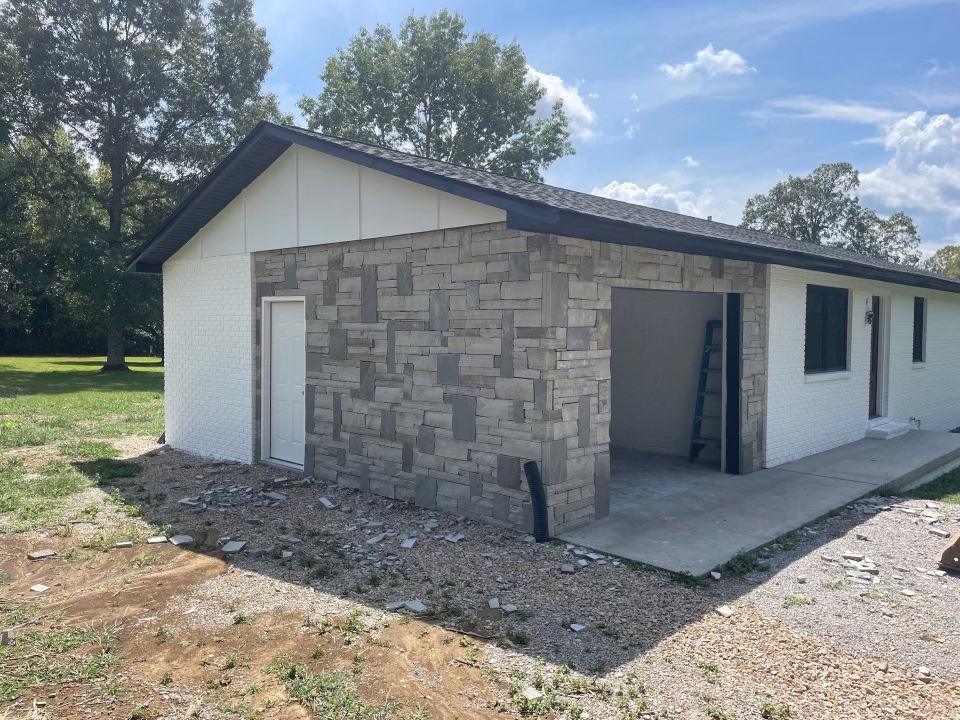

{"left": 268, "top": 301, "right": 305, "bottom": 465}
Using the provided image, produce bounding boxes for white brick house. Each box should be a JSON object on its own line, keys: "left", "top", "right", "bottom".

{"left": 129, "top": 122, "right": 960, "bottom": 536}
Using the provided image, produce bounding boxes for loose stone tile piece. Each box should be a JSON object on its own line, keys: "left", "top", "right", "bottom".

{"left": 523, "top": 687, "right": 544, "bottom": 701}
{"left": 114, "top": 541, "right": 134, "bottom": 549}
{"left": 263, "top": 491, "right": 288, "bottom": 501}
{"left": 400, "top": 538, "right": 417, "bottom": 549}
{"left": 27, "top": 549, "right": 57, "bottom": 561}
{"left": 560, "top": 564, "right": 576, "bottom": 574}
{"left": 841, "top": 552, "right": 864, "bottom": 561}
{"left": 488, "top": 598, "right": 500, "bottom": 609}
{"left": 404, "top": 600, "right": 427, "bottom": 613}
{"left": 278, "top": 535, "right": 302, "bottom": 544}
{"left": 386, "top": 600, "right": 406, "bottom": 611}
{"left": 366, "top": 533, "right": 386, "bottom": 545}
{"left": 444, "top": 533, "right": 465, "bottom": 543}
{"left": 147, "top": 536, "right": 168, "bottom": 544}
{"left": 569, "top": 623, "right": 586, "bottom": 632}
{"left": 281, "top": 551, "right": 294, "bottom": 559}
{"left": 502, "top": 604, "right": 518, "bottom": 614}
{"left": 715, "top": 605, "right": 735, "bottom": 618}
{"left": 318, "top": 497, "right": 336, "bottom": 509}
{"left": 710, "top": 571, "right": 722, "bottom": 580}
{"left": 169, "top": 535, "right": 194, "bottom": 546}
{"left": 30, "top": 584, "right": 50, "bottom": 593}
{"left": 1, "top": 629, "right": 15, "bottom": 645}
{"left": 222, "top": 541, "right": 247, "bottom": 553}
{"left": 930, "top": 528, "right": 951, "bottom": 538}
{"left": 901, "top": 589, "right": 916, "bottom": 597}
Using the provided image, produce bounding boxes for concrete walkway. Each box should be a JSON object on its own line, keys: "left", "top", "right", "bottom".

{"left": 559, "top": 431, "right": 960, "bottom": 576}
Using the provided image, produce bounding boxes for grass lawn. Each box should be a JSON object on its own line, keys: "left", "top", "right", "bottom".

{"left": 0, "top": 356, "right": 163, "bottom": 449}
{"left": 900, "top": 466, "right": 960, "bottom": 505}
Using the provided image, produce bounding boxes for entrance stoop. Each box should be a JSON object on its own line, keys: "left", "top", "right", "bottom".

{"left": 865, "top": 417, "right": 911, "bottom": 440}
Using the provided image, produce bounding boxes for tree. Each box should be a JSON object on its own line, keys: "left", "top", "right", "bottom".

{"left": 298, "top": 10, "right": 574, "bottom": 182}
{"left": 741, "top": 162, "right": 921, "bottom": 266}
{"left": 0, "top": 0, "right": 289, "bottom": 369}
{"left": 925, "top": 245, "right": 960, "bottom": 278}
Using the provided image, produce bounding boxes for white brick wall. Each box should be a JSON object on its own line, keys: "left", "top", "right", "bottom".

{"left": 162, "top": 253, "right": 255, "bottom": 462}
{"left": 766, "top": 265, "right": 960, "bottom": 466}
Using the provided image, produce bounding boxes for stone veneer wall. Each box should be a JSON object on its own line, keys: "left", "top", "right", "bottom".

{"left": 254, "top": 222, "right": 767, "bottom": 535}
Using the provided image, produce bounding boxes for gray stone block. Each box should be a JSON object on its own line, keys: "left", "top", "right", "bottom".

{"left": 361, "top": 265, "right": 378, "bottom": 323}
{"left": 381, "top": 410, "right": 396, "bottom": 440}
{"left": 567, "top": 327, "right": 591, "bottom": 350}
{"left": 306, "top": 351, "right": 324, "bottom": 373}
{"left": 578, "top": 395, "right": 590, "bottom": 447}
{"left": 353, "top": 361, "right": 375, "bottom": 401}
{"left": 595, "top": 452, "right": 610, "bottom": 520}
{"left": 402, "top": 442, "right": 413, "bottom": 472}
{"left": 349, "top": 433, "right": 362, "bottom": 455}
{"left": 415, "top": 475, "right": 437, "bottom": 510}
{"left": 303, "top": 445, "right": 315, "bottom": 476}
{"left": 513, "top": 400, "right": 524, "bottom": 423}
{"left": 417, "top": 424, "right": 435, "bottom": 454}
{"left": 437, "top": 354, "right": 460, "bottom": 385}
{"left": 534, "top": 379, "right": 548, "bottom": 410}
{"left": 333, "top": 393, "right": 342, "bottom": 441}
{"left": 429, "top": 289, "right": 450, "bottom": 331}
{"left": 508, "top": 252, "right": 530, "bottom": 281}
{"left": 597, "top": 309, "right": 611, "bottom": 350}
{"left": 543, "top": 439, "right": 567, "bottom": 486}
{"left": 283, "top": 254, "right": 298, "bottom": 289}
{"left": 501, "top": 310, "right": 515, "bottom": 378}
{"left": 470, "top": 474, "right": 483, "bottom": 497}
{"left": 358, "top": 464, "right": 371, "bottom": 493}
{"left": 330, "top": 328, "right": 347, "bottom": 360}
{"left": 466, "top": 281, "right": 480, "bottom": 310}
{"left": 305, "top": 385, "right": 316, "bottom": 433}
{"left": 397, "top": 262, "right": 413, "bottom": 296}
{"left": 542, "top": 272, "right": 569, "bottom": 327}
{"left": 386, "top": 320, "right": 396, "bottom": 372}
{"left": 494, "top": 493, "right": 510, "bottom": 522}
{"left": 497, "top": 455, "right": 521, "bottom": 490}
{"left": 451, "top": 394, "right": 477, "bottom": 442}
{"left": 323, "top": 277, "right": 337, "bottom": 306}
{"left": 579, "top": 255, "right": 595, "bottom": 282}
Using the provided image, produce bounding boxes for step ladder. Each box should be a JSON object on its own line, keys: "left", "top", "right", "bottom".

{"left": 689, "top": 320, "right": 723, "bottom": 462}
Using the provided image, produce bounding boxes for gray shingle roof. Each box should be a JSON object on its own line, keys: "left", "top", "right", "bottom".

{"left": 128, "top": 122, "right": 960, "bottom": 294}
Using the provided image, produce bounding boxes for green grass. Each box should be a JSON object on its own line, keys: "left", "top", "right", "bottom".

{"left": 0, "top": 356, "right": 163, "bottom": 449}
{"left": 265, "top": 653, "right": 417, "bottom": 719}
{"left": 720, "top": 552, "right": 771, "bottom": 576}
{"left": 0, "top": 457, "right": 91, "bottom": 530}
{"left": 898, "top": 466, "right": 960, "bottom": 505}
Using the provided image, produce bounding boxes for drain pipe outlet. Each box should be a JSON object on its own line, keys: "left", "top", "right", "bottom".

{"left": 523, "top": 460, "right": 550, "bottom": 543}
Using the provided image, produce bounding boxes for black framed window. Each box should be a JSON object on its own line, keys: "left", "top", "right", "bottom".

{"left": 913, "top": 297, "right": 926, "bottom": 363}
{"left": 804, "top": 284, "right": 849, "bottom": 373}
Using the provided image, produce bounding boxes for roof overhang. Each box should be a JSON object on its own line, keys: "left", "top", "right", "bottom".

{"left": 127, "top": 122, "right": 960, "bottom": 296}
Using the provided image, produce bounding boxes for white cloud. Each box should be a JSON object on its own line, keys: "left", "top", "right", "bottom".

{"left": 526, "top": 66, "right": 598, "bottom": 139}
{"left": 750, "top": 95, "right": 907, "bottom": 125}
{"left": 658, "top": 44, "right": 755, "bottom": 80}
{"left": 860, "top": 111, "right": 960, "bottom": 218}
{"left": 587, "top": 92, "right": 600, "bottom": 99}
{"left": 682, "top": 156, "right": 701, "bottom": 168}
{"left": 592, "top": 181, "right": 714, "bottom": 218}
{"left": 925, "top": 59, "right": 956, "bottom": 77}
{"left": 623, "top": 118, "right": 639, "bottom": 140}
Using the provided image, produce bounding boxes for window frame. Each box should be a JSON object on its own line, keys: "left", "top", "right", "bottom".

{"left": 912, "top": 296, "right": 927, "bottom": 364}
{"left": 804, "top": 284, "right": 850, "bottom": 375}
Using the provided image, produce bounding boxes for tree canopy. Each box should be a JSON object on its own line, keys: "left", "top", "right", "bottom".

{"left": 741, "top": 162, "right": 921, "bottom": 266}
{"left": 298, "top": 10, "right": 574, "bottom": 182}
{"left": 925, "top": 245, "right": 960, "bottom": 278}
{"left": 0, "top": 0, "right": 288, "bottom": 366}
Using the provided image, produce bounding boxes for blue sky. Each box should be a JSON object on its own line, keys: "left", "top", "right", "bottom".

{"left": 254, "top": 0, "right": 960, "bottom": 254}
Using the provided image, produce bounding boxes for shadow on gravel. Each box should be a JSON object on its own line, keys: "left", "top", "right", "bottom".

{"left": 71, "top": 444, "right": 894, "bottom": 676}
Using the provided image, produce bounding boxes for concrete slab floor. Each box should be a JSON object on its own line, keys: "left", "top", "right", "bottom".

{"left": 559, "top": 432, "right": 960, "bottom": 576}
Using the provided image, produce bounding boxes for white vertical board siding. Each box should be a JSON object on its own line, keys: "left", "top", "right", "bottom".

{"left": 162, "top": 254, "right": 255, "bottom": 463}
{"left": 610, "top": 289, "right": 723, "bottom": 456}
{"left": 765, "top": 265, "right": 960, "bottom": 467}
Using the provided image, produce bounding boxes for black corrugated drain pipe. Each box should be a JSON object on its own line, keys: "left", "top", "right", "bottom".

{"left": 523, "top": 460, "right": 550, "bottom": 543}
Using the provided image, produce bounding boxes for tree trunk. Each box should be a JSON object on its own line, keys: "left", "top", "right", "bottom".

{"left": 101, "top": 320, "right": 128, "bottom": 371}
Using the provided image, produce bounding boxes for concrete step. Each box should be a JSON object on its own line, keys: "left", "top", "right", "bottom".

{"left": 866, "top": 422, "right": 911, "bottom": 440}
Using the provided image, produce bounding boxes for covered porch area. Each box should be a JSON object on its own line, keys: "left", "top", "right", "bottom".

{"left": 560, "top": 431, "right": 960, "bottom": 576}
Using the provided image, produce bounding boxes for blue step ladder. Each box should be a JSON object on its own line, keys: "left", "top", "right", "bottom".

{"left": 689, "top": 320, "right": 723, "bottom": 462}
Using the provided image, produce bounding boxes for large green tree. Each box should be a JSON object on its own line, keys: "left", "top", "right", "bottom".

{"left": 0, "top": 0, "right": 289, "bottom": 368}
{"left": 298, "top": 10, "right": 574, "bottom": 182}
{"left": 925, "top": 245, "right": 960, "bottom": 278}
{"left": 741, "top": 162, "right": 921, "bottom": 266}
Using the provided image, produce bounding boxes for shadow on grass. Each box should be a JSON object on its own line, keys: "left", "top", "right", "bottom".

{"left": 0, "top": 356, "right": 163, "bottom": 398}
{"left": 896, "top": 467, "right": 960, "bottom": 504}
